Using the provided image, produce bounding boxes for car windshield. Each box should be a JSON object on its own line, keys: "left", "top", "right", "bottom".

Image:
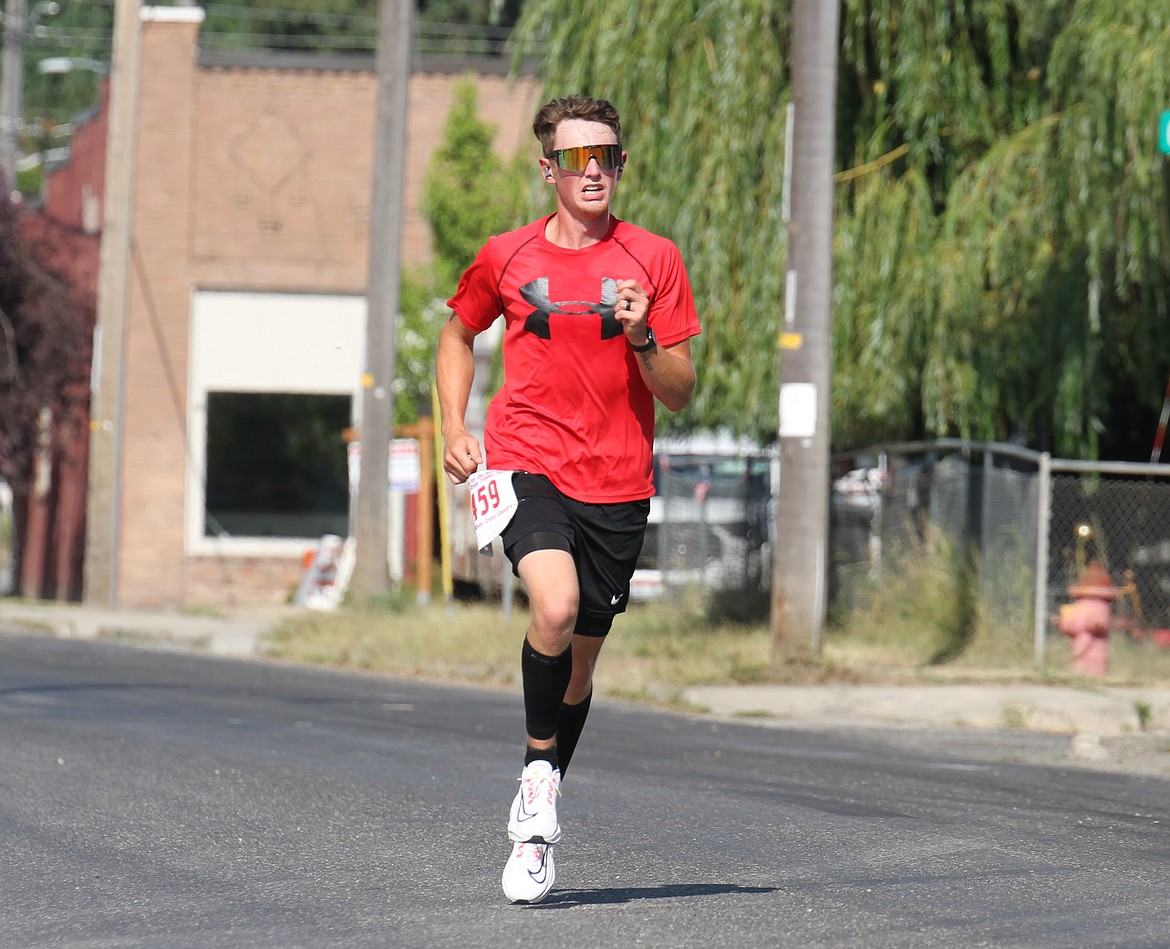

{"left": 652, "top": 455, "right": 770, "bottom": 499}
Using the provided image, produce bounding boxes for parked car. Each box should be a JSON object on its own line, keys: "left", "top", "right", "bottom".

{"left": 630, "top": 436, "right": 776, "bottom": 608}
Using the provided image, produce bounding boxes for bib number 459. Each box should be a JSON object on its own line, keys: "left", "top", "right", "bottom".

{"left": 470, "top": 479, "right": 502, "bottom": 519}
{"left": 467, "top": 469, "right": 519, "bottom": 554}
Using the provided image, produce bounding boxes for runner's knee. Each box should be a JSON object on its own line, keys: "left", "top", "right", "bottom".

{"left": 530, "top": 593, "right": 579, "bottom": 644}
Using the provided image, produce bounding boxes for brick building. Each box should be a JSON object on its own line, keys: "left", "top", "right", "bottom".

{"left": 17, "top": 84, "right": 107, "bottom": 602}
{"left": 70, "top": 6, "right": 539, "bottom": 607}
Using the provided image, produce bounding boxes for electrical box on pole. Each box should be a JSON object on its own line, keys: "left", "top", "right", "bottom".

{"left": 771, "top": 0, "right": 840, "bottom": 657}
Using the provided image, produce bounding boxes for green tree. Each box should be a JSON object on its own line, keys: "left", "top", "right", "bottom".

{"left": 511, "top": 0, "right": 1170, "bottom": 459}
{"left": 393, "top": 276, "right": 449, "bottom": 426}
{"left": 198, "top": 1, "right": 525, "bottom": 54}
{"left": 21, "top": 0, "right": 116, "bottom": 189}
{"left": 394, "top": 77, "right": 528, "bottom": 424}
{"left": 511, "top": 0, "right": 793, "bottom": 442}
{"left": 836, "top": 0, "right": 1170, "bottom": 458}
{"left": 200, "top": 1, "right": 378, "bottom": 53}
{"left": 0, "top": 195, "right": 92, "bottom": 584}
{"left": 422, "top": 76, "right": 528, "bottom": 288}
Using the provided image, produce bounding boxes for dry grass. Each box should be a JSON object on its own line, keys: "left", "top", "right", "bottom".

{"left": 262, "top": 569, "right": 1170, "bottom": 708}
{"left": 825, "top": 536, "right": 1170, "bottom": 687}
{"left": 265, "top": 590, "right": 875, "bottom": 702}
{"left": 264, "top": 593, "right": 530, "bottom": 687}
{"left": 264, "top": 593, "right": 785, "bottom": 704}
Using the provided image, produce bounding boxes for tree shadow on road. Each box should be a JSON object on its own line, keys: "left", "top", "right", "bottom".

{"left": 536, "top": 883, "right": 778, "bottom": 908}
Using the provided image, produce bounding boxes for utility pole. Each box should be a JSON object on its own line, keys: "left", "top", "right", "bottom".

{"left": 351, "top": 0, "right": 411, "bottom": 597}
{"left": 1, "top": 0, "right": 27, "bottom": 188}
{"left": 83, "top": 0, "right": 141, "bottom": 606}
{"left": 1, "top": 0, "right": 58, "bottom": 190}
{"left": 771, "top": 0, "right": 840, "bottom": 657}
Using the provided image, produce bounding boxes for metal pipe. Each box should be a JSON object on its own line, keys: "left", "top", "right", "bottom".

{"left": 1032, "top": 452, "right": 1052, "bottom": 666}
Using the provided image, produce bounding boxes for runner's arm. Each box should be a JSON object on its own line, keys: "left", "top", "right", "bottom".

{"left": 436, "top": 315, "right": 484, "bottom": 484}
{"left": 632, "top": 336, "right": 696, "bottom": 413}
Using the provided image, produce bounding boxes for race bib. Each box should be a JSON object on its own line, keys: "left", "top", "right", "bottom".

{"left": 468, "top": 469, "right": 519, "bottom": 555}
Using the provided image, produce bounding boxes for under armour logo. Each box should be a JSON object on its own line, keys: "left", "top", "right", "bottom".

{"left": 519, "top": 278, "right": 624, "bottom": 340}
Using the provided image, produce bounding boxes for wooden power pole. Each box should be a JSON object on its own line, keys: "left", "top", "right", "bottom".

{"left": 83, "top": 0, "right": 141, "bottom": 606}
{"left": 0, "top": 0, "right": 27, "bottom": 189}
{"left": 351, "top": 0, "right": 411, "bottom": 597}
{"left": 771, "top": 0, "right": 840, "bottom": 656}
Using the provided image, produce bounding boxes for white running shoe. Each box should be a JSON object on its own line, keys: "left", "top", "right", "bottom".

{"left": 506, "top": 760, "right": 562, "bottom": 844}
{"left": 502, "top": 840, "right": 555, "bottom": 904}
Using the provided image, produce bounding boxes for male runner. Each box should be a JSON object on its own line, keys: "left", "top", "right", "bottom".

{"left": 436, "top": 95, "right": 701, "bottom": 904}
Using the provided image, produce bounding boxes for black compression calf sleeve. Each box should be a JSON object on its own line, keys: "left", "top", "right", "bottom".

{"left": 521, "top": 638, "right": 572, "bottom": 743}
{"left": 555, "top": 691, "right": 592, "bottom": 778}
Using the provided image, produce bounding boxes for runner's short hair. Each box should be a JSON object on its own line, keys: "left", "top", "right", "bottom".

{"left": 532, "top": 96, "right": 622, "bottom": 156}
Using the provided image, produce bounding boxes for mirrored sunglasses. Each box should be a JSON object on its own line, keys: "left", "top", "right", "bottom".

{"left": 548, "top": 143, "right": 623, "bottom": 173}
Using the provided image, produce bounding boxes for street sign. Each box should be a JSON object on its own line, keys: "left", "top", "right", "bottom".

{"left": 1160, "top": 111, "right": 1170, "bottom": 155}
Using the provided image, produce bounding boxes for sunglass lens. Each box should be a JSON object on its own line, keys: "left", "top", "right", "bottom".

{"left": 564, "top": 147, "right": 591, "bottom": 172}
{"left": 555, "top": 144, "right": 621, "bottom": 172}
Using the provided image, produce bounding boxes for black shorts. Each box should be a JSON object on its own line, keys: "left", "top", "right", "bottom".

{"left": 500, "top": 473, "right": 650, "bottom": 637}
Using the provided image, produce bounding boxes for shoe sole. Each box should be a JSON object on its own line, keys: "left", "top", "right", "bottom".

{"left": 507, "top": 829, "right": 561, "bottom": 844}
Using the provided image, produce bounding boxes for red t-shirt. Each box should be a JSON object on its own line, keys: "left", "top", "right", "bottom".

{"left": 447, "top": 215, "right": 701, "bottom": 503}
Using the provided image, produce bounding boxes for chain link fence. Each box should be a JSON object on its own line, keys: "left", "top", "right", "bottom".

{"left": 829, "top": 440, "right": 1170, "bottom": 658}
{"left": 451, "top": 435, "right": 1170, "bottom": 648}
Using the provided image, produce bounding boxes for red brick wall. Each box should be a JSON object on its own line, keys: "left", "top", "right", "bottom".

{"left": 20, "top": 81, "right": 108, "bottom": 604}
{"left": 185, "top": 555, "right": 303, "bottom": 608}
{"left": 188, "top": 66, "right": 537, "bottom": 289}
{"left": 112, "top": 13, "right": 538, "bottom": 608}
{"left": 41, "top": 83, "right": 109, "bottom": 234}
{"left": 117, "top": 14, "right": 202, "bottom": 605}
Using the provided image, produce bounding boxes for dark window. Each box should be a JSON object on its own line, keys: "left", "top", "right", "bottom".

{"left": 204, "top": 392, "right": 350, "bottom": 539}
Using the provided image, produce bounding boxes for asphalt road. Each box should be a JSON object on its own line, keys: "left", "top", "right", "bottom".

{"left": 1, "top": 633, "right": 1168, "bottom": 949}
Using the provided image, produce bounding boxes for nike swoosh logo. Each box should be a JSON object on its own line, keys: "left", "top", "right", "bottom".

{"left": 515, "top": 795, "right": 540, "bottom": 822}
{"left": 527, "top": 847, "right": 550, "bottom": 884}
{"left": 611, "top": 594, "right": 622, "bottom": 605}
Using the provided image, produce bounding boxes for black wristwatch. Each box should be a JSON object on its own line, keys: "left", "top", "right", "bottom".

{"left": 629, "top": 327, "right": 657, "bottom": 352}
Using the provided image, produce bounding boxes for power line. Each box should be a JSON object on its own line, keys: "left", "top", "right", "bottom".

{"left": 28, "top": 28, "right": 114, "bottom": 48}
{"left": 197, "top": 30, "right": 376, "bottom": 51}
{"left": 203, "top": 3, "right": 377, "bottom": 29}
{"left": 195, "top": 29, "right": 516, "bottom": 56}
{"left": 21, "top": 3, "right": 527, "bottom": 57}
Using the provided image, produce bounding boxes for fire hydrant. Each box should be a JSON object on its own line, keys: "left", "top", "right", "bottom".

{"left": 1057, "top": 563, "right": 1116, "bottom": 677}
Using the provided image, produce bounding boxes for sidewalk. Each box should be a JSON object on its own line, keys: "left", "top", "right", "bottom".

{"left": 683, "top": 682, "right": 1170, "bottom": 738}
{"left": 683, "top": 682, "right": 1170, "bottom": 778}
{"left": 0, "top": 599, "right": 279, "bottom": 659}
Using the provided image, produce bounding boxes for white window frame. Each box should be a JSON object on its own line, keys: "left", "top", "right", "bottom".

{"left": 187, "top": 290, "right": 366, "bottom": 557}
